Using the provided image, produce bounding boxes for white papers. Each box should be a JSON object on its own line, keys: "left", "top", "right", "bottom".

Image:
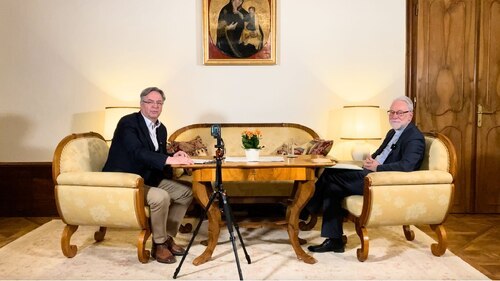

{"left": 192, "top": 158, "right": 216, "bottom": 164}
{"left": 224, "top": 156, "right": 285, "bottom": 162}
{"left": 327, "top": 162, "right": 363, "bottom": 170}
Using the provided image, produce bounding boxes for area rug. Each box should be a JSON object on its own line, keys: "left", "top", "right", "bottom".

{"left": 0, "top": 219, "right": 489, "bottom": 280}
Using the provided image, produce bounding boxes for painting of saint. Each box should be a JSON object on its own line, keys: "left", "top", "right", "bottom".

{"left": 204, "top": 0, "right": 275, "bottom": 64}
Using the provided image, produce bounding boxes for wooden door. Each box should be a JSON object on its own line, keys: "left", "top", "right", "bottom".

{"left": 475, "top": 0, "right": 500, "bottom": 213}
{"left": 408, "top": 0, "right": 500, "bottom": 213}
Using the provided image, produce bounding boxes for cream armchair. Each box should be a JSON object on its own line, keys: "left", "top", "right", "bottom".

{"left": 342, "top": 132, "right": 457, "bottom": 262}
{"left": 52, "top": 132, "right": 151, "bottom": 263}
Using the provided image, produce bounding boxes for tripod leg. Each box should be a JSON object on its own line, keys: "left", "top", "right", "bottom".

{"left": 220, "top": 193, "right": 244, "bottom": 280}
{"left": 173, "top": 190, "right": 218, "bottom": 279}
{"left": 223, "top": 195, "right": 251, "bottom": 264}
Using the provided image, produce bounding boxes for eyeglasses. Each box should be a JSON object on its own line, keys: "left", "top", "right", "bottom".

{"left": 141, "top": 100, "right": 164, "bottom": 106}
{"left": 387, "top": 110, "right": 410, "bottom": 117}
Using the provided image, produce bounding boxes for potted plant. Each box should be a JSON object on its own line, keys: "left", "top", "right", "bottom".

{"left": 241, "top": 129, "right": 262, "bottom": 161}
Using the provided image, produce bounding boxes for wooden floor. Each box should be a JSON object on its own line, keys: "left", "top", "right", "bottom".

{"left": 0, "top": 214, "right": 498, "bottom": 279}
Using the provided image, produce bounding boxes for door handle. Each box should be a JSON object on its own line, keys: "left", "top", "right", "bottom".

{"left": 477, "top": 104, "right": 495, "bottom": 127}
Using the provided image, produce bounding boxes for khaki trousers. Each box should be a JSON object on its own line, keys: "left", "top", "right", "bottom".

{"left": 144, "top": 179, "right": 193, "bottom": 244}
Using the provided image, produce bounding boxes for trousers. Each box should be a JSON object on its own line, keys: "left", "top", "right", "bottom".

{"left": 144, "top": 179, "right": 193, "bottom": 244}
{"left": 307, "top": 168, "right": 369, "bottom": 239}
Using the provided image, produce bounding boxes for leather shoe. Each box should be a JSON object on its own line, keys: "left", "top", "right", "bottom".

{"left": 308, "top": 238, "right": 345, "bottom": 253}
{"left": 166, "top": 236, "right": 186, "bottom": 256}
{"left": 151, "top": 243, "right": 176, "bottom": 264}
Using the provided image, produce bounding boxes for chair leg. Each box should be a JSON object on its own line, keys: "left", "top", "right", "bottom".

{"left": 430, "top": 224, "right": 448, "bottom": 256}
{"left": 137, "top": 228, "right": 152, "bottom": 263}
{"left": 61, "top": 224, "right": 79, "bottom": 258}
{"left": 355, "top": 223, "right": 369, "bottom": 262}
{"left": 94, "top": 227, "right": 107, "bottom": 242}
{"left": 403, "top": 225, "right": 415, "bottom": 241}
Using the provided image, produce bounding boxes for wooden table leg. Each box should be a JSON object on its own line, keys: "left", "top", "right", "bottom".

{"left": 286, "top": 178, "right": 317, "bottom": 264}
{"left": 191, "top": 180, "right": 221, "bottom": 266}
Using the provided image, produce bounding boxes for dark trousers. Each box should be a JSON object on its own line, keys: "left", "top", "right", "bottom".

{"left": 307, "top": 168, "right": 369, "bottom": 239}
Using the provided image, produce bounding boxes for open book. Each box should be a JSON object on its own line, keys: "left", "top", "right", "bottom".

{"left": 328, "top": 160, "right": 363, "bottom": 170}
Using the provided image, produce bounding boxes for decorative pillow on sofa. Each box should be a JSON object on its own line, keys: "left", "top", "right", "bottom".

{"left": 274, "top": 139, "right": 333, "bottom": 156}
{"left": 167, "top": 136, "right": 208, "bottom": 178}
{"left": 167, "top": 136, "right": 208, "bottom": 156}
{"left": 307, "top": 139, "right": 333, "bottom": 156}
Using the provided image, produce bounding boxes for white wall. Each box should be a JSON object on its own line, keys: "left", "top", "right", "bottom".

{"left": 0, "top": 0, "right": 404, "bottom": 162}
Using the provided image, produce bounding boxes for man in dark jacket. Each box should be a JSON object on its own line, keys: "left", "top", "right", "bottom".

{"left": 103, "top": 87, "right": 193, "bottom": 264}
{"left": 307, "top": 96, "right": 425, "bottom": 253}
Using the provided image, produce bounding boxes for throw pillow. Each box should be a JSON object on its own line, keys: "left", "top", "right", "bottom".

{"left": 274, "top": 139, "right": 333, "bottom": 156}
{"left": 274, "top": 141, "right": 314, "bottom": 155}
{"left": 307, "top": 139, "right": 334, "bottom": 156}
{"left": 167, "top": 136, "right": 208, "bottom": 178}
{"left": 168, "top": 136, "right": 208, "bottom": 156}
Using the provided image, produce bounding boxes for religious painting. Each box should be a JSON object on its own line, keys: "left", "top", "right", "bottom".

{"left": 203, "top": 0, "right": 276, "bottom": 65}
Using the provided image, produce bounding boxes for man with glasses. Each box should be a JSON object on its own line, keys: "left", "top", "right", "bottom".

{"left": 103, "top": 87, "right": 194, "bottom": 264}
{"left": 305, "top": 96, "right": 425, "bottom": 254}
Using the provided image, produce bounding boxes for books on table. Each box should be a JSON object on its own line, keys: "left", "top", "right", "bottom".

{"left": 224, "top": 156, "right": 285, "bottom": 163}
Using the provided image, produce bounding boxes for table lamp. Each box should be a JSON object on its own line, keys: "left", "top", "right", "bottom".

{"left": 340, "top": 105, "right": 381, "bottom": 161}
{"left": 104, "top": 106, "right": 139, "bottom": 142}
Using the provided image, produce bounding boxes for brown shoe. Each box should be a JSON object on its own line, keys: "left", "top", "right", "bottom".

{"left": 151, "top": 243, "right": 176, "bottom": 264}
{"left": 166, "top": 236, "right": 186, "bottom": 256}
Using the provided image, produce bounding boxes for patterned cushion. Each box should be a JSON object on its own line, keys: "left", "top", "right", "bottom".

{"left": 307, "top": 139, "right": 333, "bottom": 156}
{"left": 167, "top": 136, "right": 208, "bottom": 178}
{"left": 168, "top": 136, "right": 208, "bottom": 156}
{"left": 274, "top": 139, "right": 333, "bottom": 156}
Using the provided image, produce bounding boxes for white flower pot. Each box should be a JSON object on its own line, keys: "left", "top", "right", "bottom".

{"left": 244, "top": 149, "right": 260, "bottom": 162}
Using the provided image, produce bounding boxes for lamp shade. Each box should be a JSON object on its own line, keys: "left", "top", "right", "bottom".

{"left": 340, "top": 105, "right": 381, "bottom": 140}
{"left": 340, "top": 105, "right": 382, "bottom": 161}
{"left": 104, "top": 107, "right": 139, "bottom": 141}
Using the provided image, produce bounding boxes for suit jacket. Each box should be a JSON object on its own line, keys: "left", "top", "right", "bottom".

{"left": 102, "top": 112, "right": 172, "bottom": 186}
{"left": 371, "top": 122, "right": 425, "bottom": 172}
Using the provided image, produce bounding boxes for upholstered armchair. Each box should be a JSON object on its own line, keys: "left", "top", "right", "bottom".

{"left": 342, "top": 132, "right": 457, "bottom": 261}
{"left": 52, "top": 132, "right": 151, "bottom": 263}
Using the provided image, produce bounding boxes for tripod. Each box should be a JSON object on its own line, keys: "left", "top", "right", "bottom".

{"left": 173, "top": 135, "right": 251, "bottom": 280}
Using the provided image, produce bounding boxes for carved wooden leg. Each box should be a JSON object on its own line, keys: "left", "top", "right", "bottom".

{"left": 137, "top": 228, "right": 152, "bottom": 263}
{"left": 430, "top": 224, "right": 448, "bottom": 256}
{"left": 355, "top": 223, "right": 369, "bottom": 262}
{"left": 287, "top": 178, "right": 316, "bottom": 264}
{"left": 403, "top": 225, "right": 415, "bottom": 241}
{"left": 94, "top": 227, "right": 107, "bottom": 242}
{"left": 299, "top": 213, "right": 318, "bottom": 231}
{"left": 192, "top": 180, "right": 220, "bottom": 266}
{"left": 61, "top": 224, "right": 78, "bottom": 258}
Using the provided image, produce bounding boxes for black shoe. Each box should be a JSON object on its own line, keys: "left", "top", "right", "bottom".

{"left": 308, "top": 238, "right": 345, "bottom": 253}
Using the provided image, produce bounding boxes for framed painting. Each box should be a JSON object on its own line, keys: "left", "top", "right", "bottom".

{"left": 203, "top": 0, "right": 276, "bottom": 65}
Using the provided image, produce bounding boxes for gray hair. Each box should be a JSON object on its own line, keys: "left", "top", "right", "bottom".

{"left": 393, "top": 96, "right": 414, "bottom": 112}
{"left": 140, "top": 87, "right": 165, "bottom": 101}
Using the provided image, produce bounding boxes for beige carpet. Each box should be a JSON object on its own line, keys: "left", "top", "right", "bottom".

{"left": 0, "top": 219, "right": 489, "bottom": 280}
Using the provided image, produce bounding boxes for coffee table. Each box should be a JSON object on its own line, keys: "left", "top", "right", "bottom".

{"left": 172, "top": 155, "right": 334, "bottom": 265}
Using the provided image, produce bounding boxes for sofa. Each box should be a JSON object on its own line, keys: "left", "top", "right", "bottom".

{"left": 167, "top": 123, "right": 333, "bottom": 203}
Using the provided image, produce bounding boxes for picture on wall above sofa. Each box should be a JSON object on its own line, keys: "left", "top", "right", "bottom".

{"left": 203, "top": 0, "right": 276, "bottom": 65}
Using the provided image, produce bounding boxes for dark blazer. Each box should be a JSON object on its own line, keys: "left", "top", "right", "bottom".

{"left": 102, "top": 112, "right": 172, "bottom": 186}
{"left": 371, "top": 122, "right": 425, "bottom": 172}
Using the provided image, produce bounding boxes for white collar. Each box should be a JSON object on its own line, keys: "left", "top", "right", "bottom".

{"left": 141, "top": 113, "right": 161, "bottom": 130}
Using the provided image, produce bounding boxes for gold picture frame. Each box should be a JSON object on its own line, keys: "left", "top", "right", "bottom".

{"left": 203, "top": 0, "right": 276, "bottom": 65}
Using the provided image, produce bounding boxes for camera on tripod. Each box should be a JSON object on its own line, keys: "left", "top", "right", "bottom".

{"left": 211, "top": 124, "right": 221, "bottom": 138}
{"left": 211, "top": 124, "right": 224, "bottom": 152}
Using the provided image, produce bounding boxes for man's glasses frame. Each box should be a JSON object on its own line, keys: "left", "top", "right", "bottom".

{"left": 141, "top": 100, "right": 164, "bottom": 106}
{"left": 387, "top": 110, "right": 410, "bottom": 117}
